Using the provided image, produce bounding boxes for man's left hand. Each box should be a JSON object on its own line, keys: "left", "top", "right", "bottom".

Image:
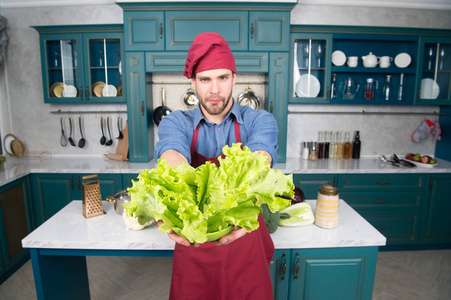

{"left": 215, "top": 226, "right": 246, "bottom": 245}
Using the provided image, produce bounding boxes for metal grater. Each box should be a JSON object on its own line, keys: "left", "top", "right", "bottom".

{"left": 82, "top": 174, "right": 104, "bottom": 218}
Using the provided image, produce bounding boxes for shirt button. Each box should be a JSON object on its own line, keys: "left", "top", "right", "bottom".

{"left": 218, "top": 128, "right": 221, "bottom": 131}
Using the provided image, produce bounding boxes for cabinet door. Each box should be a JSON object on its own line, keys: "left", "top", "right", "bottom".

{"left": 421, "top": 174, "right": 451, "bottom": 243}
{"left": 125, "top": 52, "right": 153, "bottom": 162}
{"left": 39, "top": 33, "right": 84, "bottom": 103}
{"left": 289, "top": 247, "right": 378, "bottom": 300}
{"left": 165, "top": 11, "right": 248, "bottom": 51}
{"left": 0, "top": 177, "right": 33, "bottom": 269}
{"left": 122, "top": 174, "right": 139, "bottom": 189}
{"left": 249, "top": 12, "right": 290, "bottom": 51}
{"left": 293, "top": 174, "right": 336, "bottom": 199}
{"left": 124, "top": 11, "right": 164, "bottom": 51}
{"left": 289, "top": 33, "right": 333, "bottom": 104}
{"left": 83, "top": 32, "right": 125, "bottom": 103}
{"left": 271, "top": 249, "right": 290, "bottom": 300}
{"left": 416, "top": 37, "right": 451, "bottom": 105}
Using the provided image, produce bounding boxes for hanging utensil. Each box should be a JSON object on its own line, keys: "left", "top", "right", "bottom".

{"left": 183, "top": 87, "right": 198, "bottom": 108}
{"left": 238, "top": 87, "right": 260, "bottom": 109}
{"left": 153, "top": 87, "right": 172, "bottom": 126}
{"left": 68, "top": 117, "right": 76, "bottom": 147}
{"left": 78, "top": 116, "right": 86, "bottom": 148}
{"left": 100, "top": 117, "right": 106, "bottom": 145}
{"left": 105, "top": 117, "right": 113, "bottom": 146}
{"left": 60, "top": 117, "right": 68, "bottom": 147}
{"left": 116, "top": 116, "right": 124, "bottom": 139}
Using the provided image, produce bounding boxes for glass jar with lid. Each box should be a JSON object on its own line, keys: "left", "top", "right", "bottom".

{"left": 315, "top": 185, "right": 339, "bottom": 229}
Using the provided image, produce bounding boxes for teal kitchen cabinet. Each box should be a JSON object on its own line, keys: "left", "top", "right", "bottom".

{"left": 122, "top": 173, "right": 139, "bottom": 189}
{"left": 0, "top": 176, "right": 33, "bottom": 284}
{"left": 123, "top": 11, "right": 165, "bottom": 51}
{"left": 293, "top": 174, "right": 337, "bottom": 199}
{"left": 415, "top": 36, "right": 451, "bottom": 105}
{"left": 338, "top": 174, "right": 426, "bottom": 245}
{"left": 288, "top": 247, "right": 378, "bottom": 300}
{"left": 271, "top": 249, "right": 290, "bottom": 300}
{"left": 420, "top": 174, "right": 451, "bottom": 244}
{"left": 31, "top": 173, "right": 122, "bottom": 225}
{"left": 33, "top": 25, "right": 125, "bottom": 104}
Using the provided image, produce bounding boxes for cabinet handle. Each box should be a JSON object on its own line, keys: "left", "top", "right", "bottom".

{"left": 333, "top": 177, "right": 337, "bottom": 187}
{"left": 250, "top": 23, "right": 254, "bottom": 39}
{"left": 375, "top": 181, "right": 390, "bottom": 185}
{"left": 374, "top": 200, "right": 388, "bottom": 204}
{"left": 70, "top": 178, "right": 74, "bottom": 190}
{"left": 429, "top": 177, "right": 433, "bottom": 190}
{"left": 141, "top": 101, "right": 145, "bottom": 116}
{"left": 281, "top": 253, "right": 287, "bottom": 280}
{"left": 77, "top": 176, "right": 81, "bottom": 190}
{"left": 159, "top": 23, "right": 163, "bottom": 39}
{"left": 326, "top": 86, "right": 330, "bottom": 101}
{"left": 78, "top": 87, "right": 82, "bottom": 99}
{"left": 376, "top": 227, "right": 386, "bottom": 231}
{"left": 270, "top": 101, "right": 274, "bottom": 114}
{"left": 418, "top": 89, "right": 421, "bottom": 101}
{"left": 294, "top": 252, "right": 300, "bottom": 279}
{"left": 85, "top": 86, "right": 89, "bottom": 100}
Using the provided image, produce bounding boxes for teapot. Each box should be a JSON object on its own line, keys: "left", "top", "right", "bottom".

{"left": 361, "top": 52, "right": 380, "bottom": 68}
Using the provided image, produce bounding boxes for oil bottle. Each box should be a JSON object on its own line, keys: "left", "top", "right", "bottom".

{"left": 343, "top": 131, "right": 352, "bottom": 159}
{"left": 352, "top": 130, "right": 361, "bottom": 159}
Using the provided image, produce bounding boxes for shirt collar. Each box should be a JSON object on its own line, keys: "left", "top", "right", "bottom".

{"left": 193, "top": 99, "right": 243, "bottom": 127}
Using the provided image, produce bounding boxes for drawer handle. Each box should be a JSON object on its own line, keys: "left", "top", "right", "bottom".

{"left": 294, "top": 252, "right": 300, "bottom": 279}
{"left": 250, "top": 23, "right": 254, "bottom": 39}
{"left": 374, "top": 200, "right": 388, "bottom": 204}
{"left": 281, "top": 253, "right": 287, "bottom": 280}
{"left": 377, "top": 227, "right": 386, "bottom": 231}
{"left": 375, "top": 181, "right": 391, "bottom": 185}
{"left": 159, "top": 23, "right": 163, "bottom": 39}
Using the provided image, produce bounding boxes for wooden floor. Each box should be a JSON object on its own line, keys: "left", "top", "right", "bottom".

{"left": 0, "top": 250, "right": 450, "bottom": 299}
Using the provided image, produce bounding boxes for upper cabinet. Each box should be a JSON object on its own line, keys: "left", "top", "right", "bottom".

{"left": 416, "top": 37, "right": 451, "bottom": 105}
{"left": 33, "top": 25, "right": 125, "bottom": 104}
{"left": 289, "top": 26, "right": 451, "bottom": 106}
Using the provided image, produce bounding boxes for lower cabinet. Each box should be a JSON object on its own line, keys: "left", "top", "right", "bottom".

{"left": 271, "top": 247, "right": 378, "bottom": 300}
{"left": 0, "top": 176, "right": 33, "bottom": 284}
{"left": 31, "top": 173, "right": 122, "bottom": 226}
{"left": 293, "top": 174, "right": 337, "bottom": 199}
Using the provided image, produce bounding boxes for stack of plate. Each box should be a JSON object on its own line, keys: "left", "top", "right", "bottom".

{"left": 50, "top": 82, "right": 66, "bottom": 98}
{"left": 92, "top": 81, "right": 106, "bottom": 97}
{"left": 62, "top": 85, "right": 77, "bottom": 97}
{"left": 102, "top": 84, "right": 117, "bottom": 97}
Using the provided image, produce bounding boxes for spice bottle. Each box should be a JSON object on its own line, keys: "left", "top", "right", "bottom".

{"left": 302, "top": 142, "right": 309, "bottom": 160}
{"left": 315, "top": 185, "right": 339, "bottom": 229}
{"left": 343, "top": 131, "right": 352, "bottom": 159}
{"left": 317, "top": 131, "right": 324, "bottom": 159}
{"left": 336, "top": 131, "right": 343, "bottom": 159}
{"left": 352, "top": 130, "right": 361, "bottom": 159}
{"left": 324, "top": 131, "right": 330, "bottom": 159}
{"left": 330, "top": 131, "right": 336, "bottom": 160}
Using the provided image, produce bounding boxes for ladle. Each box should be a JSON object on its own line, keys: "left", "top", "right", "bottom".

{"left": 116, "top": 117, "right": 124, "bottom": 139}
{"left": 60, "top": 117, "right": 68, "bottom": 147}
{"left": 105, "top": 117, "right": 113, "bottom": 146}
{"left": 78, "top": 116, "right": 86, "bottom": 148}
{"left": 100, "top": 117, "right": 106, "bottom": 145}
{"left": 68, "top": 117, "right": 76, "bottom": 147}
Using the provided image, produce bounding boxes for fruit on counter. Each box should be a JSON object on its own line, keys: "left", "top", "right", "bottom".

{"left": 405, "top": 153, "right": 437, "bottom": 164}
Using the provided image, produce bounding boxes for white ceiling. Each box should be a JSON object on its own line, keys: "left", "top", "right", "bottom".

{"left": 0, "top": 0, "right": 450, "bottom": 10}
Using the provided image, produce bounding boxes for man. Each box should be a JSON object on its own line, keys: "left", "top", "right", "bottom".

{"left": 154, "top": 32, "right": 278, "bottom": 300}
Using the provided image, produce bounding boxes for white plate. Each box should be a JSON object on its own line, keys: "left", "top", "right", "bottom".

{"left": 102, "top": 85, "right": 117, "bottom": 97}
{"left": 420, "top": 78, "right": 440, "bottom": 99}
{"left": 295, "top": 74, "right": 321, "bottom": 98}
{"left": 332, "top": 50, "right": 346, "bottom": 66}
{"left": 394, "top": 53, "right": 411, "bottom": 68}
{"left": 62, "top": 85, "right": 77, "bottom": 97}
{"left": 406, "top": 159, "right": 438, "bottom": 168}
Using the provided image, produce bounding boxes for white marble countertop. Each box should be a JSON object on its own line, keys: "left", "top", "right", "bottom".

{"left": 22, "top": 200, "right": 386, "bottom": 250}
{"left": 2, "top": 155, "right": 451, "bottom": 187}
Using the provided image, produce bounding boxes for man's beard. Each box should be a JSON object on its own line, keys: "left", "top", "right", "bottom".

{"left": 198, "top": 91, "right": 233, "bottom": 116}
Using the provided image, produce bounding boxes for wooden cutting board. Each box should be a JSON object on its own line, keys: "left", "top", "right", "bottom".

{"left": 104, "top": 121, "right": 129, "bottom": 161}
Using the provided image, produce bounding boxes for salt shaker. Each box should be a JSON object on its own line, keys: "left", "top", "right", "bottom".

{"left": 315, "top": 185, "right": 339, "bottom": 229}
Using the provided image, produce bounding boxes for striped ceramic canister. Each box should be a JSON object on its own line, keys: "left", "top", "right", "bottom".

{"left": 315, "top": 185, "right": 339, "bottom": 229}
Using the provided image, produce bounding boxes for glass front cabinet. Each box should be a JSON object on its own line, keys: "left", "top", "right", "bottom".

{"left": 290, "top": 33, "right": 332, "bottom": 104}
{"left": 33, "top": 25, "right": 125, "bottom": 104}
{"left": 416, "top": 37, "right": 451, "bottom": 105}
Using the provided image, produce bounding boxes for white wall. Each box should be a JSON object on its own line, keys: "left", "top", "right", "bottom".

{"left": 0, "top": 2, "right": 450, "bottom": 158}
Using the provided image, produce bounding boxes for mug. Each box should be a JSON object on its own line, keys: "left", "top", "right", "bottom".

{"left": 347, "top": 56, "right": 358, "bottom": 67}
{"left": 379, "top": 56, "right": 393, "bottom": 68}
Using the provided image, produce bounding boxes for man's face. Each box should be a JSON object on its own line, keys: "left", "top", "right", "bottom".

{"left": 192, "top": 69, "right": 236, "bottom": 120}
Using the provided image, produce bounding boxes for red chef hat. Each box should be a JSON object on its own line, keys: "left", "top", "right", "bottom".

{"left": 183, "top": 32, "right": 236, "bottom": 79}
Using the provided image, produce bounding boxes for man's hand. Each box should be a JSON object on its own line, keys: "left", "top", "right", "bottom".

{"left": 215, "top": 225, "right": 246, "bottom": 246}
{"left": 156, "top": 220, "right": 193, "bottom": 247}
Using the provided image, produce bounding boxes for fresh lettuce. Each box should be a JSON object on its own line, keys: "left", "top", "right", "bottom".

{"left": 123, "top": 143, "right": 294, "bottom": 243}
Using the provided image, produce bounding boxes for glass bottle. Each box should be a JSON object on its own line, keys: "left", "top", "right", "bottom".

{"left": 382, "top": 75, "right": 391, "bottom": 101}
{"left": 330, "top": 73, "right": 337, "bottom": 99}
{"left": 352, "top": 130, "right": 361, "bottom": 159}
{"left": 324, "top": 131, "right": 330, "bottom": 159}
{"left": 397, "top": 73, "right": 404, "bottom": 101}
{"left": 343, "top": 131, "right": 352, "bottom": 159}
{"left": 329, "top": 131, "right": 336, "bottom": 160}
{"left": 336, "top": 131, "right": 343, "bottom": 159}
{"left": 317, "top": 131, "right": 324, "bottom": 159}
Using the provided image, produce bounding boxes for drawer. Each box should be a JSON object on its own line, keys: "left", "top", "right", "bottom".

{"left": 341, "top": 191, "right": 423, "bottom": 209}
{"left": 293, "top": 174, "right": 336, "bottom": 199}
{"left": 357, "top": 210, "right": 421, "bottom": 244}
{"left": 338, "top": 174, "right": 425, "bottom": 191}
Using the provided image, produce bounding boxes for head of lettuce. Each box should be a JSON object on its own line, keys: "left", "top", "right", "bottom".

{"left": 122, "top": 143, "right": 294, "bottom": 244}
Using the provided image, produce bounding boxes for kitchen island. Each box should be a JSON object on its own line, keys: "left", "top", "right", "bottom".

{"left": 22, "top": 199, "right": 385, "bottom": 300}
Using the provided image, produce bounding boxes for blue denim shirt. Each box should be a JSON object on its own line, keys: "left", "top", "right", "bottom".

{"left": 154, "top": 100, "right": 278, "bottom": 165}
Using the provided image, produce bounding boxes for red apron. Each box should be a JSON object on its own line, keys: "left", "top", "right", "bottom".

{"left": 169, "top": 120, "right": 275, "bottom": 300}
